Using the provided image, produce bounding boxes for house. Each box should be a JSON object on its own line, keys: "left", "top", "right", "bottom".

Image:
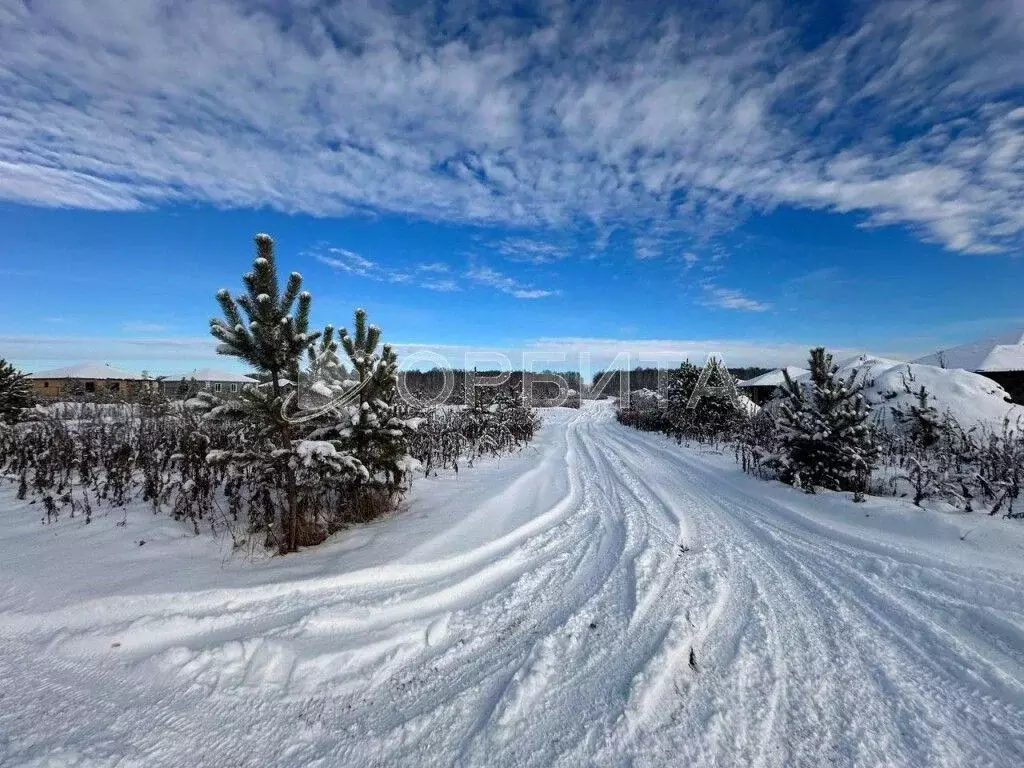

{"left": 737, "top": 367, "right": 809, "bottom": 405}
{"left": 161, "top": 368, "right": 258, "bottom": 398}
{"left": 912, "top": 329, "right": 1024, "bottom": 404}
{"left": 26, "top": 362, "right": 153, "bottom": 398}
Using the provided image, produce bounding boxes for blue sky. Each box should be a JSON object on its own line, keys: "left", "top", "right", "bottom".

{"left": 0, "top": 0, "right": 1022, "bottom": 374}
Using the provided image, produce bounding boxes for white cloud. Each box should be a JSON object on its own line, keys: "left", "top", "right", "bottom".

{"left": 633, "top": 237, "right": 661, "bottom": 261}
{"left": 315, "top": 247, "right": 460, "bottom": 292}
{"left": 701, "top": 284, "right": 772, "bottom": 312}
{"left": 314, "top": 249, "right": 377, "bottom": 277}
{"left": 418, "top": 278, "right": 460, "bottom": 293}
{"left": 0, "top": 0, "right": 1021, "bottom": 253}
{"left": 496, "top": 238, "right": 569, "bottom": 264}
{"left": 465, "top": 265, "right": 559, "bottom": 299}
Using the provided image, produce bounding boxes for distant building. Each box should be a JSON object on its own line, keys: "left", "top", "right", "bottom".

{"left": 161, "top": 368, "right": 258, "bottom": 398}
{"left": 913, "top": 329, "right": 1024, "bottom": 404}
{"left": 26, "top": 362, "right": 153, "bottom": 398}
{"left": 737, "top": 367, "right": 809, "bottom": 405}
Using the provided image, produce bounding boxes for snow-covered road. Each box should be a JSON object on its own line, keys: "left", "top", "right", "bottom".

{"left": 2, "top": 401, "right": 1024, "bottom": 767}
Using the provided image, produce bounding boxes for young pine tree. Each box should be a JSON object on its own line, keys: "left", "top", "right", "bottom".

{"left": 890, "top": 383, "right": 950, "bottom": 507}
{"left": 664, "top": 361, "right": 701, "bottom": 440}
{"left": 305, "top": 324, "right": 346, "bottom": 391}
{"left": 895, "top": 384, "right": 943, "bottom": 450}
{"left": 296, "top": 307, "right": 417, "bottom": 513}
{"left": 210, "top": 233, "right": 317, "bottom": 399}
{"left": 0, "top": 359, "right": 33, "bottom": 423}
{"left": 776, "top": 348, "right": 878, "bottom": 496}
{"left": 206, "top": 234, "right": 326, "bottom": 552}
{"left": 664, "top": 359, "right": 743, "bottom": 442}
{"left": 336, "top": 308, "right": 416, "bottom": 495}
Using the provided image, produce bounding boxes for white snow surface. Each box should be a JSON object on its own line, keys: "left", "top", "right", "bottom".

{"left": 913, "top": 329, "right": 1024, "bottom": 373}
{"left": 2, "top": 402, "right": 1024, "bottom": 766}
{"left": 868, "top": 362, "right": 1023, "bottom": 431}
{"left": 783, "top": 355, "right": 1021, "bottom": 431}
{"left": 738, "top": 366, "right": 809, "bottom": 388}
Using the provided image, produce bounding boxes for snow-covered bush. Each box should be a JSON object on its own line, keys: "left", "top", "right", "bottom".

{"left": 0, "top": 400, "right": 229, "bottom": 528}
{"left": 877, "top": 411, "right": 1024, "bottom": 516}
{"left": 616, "top": 361, "right": 747, "bottom": 444}
{"left": 616, "top": 388, "right": 669, "bottom": 433}
{"left": 663, "top": 360, "right": 745, "bottom": 443}
{"left": 407, "top": 386, "right": 540, "bottom": 475}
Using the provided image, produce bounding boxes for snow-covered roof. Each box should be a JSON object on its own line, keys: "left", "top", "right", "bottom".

{"left": 168, "top": 368, "right": 258, "bottom": 383}
{"left": 738, "top": 367, "right": 808, "bottom": 388}
{"left": 27, "top": 362, "right": 148, "bottom": 380}
{"left": 912, "top": 329, "right": 1024, "bottom": 373}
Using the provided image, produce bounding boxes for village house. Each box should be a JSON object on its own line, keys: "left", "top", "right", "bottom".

{"left": 913, "top": 329, "right": 1024, "bottom": 404}
{"left": 26, "top": 362, "right": 154, "bottom": 398}
{"left": 160, "top": 368, "right": 258, "bottom": 398}
{"left": 737, "top": 367, "right": 809, "bottom": 405}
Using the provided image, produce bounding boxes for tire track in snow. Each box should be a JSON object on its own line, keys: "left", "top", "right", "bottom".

{"left": 601, "top": 417, "right": 1024, "bottom": 767}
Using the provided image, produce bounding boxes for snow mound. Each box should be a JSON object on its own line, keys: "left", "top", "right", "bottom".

{"left": 830, "top": 354, "right": 906, "bottom": 389}
{"left": 739, "top": 367, "right": 808, "bottom": 388}
{"left": 784, "top": 356, "right": 1021, "bottom": 431}
{"left": 867, "top": 363, "right": 1021, "bottom": 432}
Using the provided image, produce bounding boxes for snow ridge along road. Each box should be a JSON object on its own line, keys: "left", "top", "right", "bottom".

{"left": 2, "top": 401, "right": 1024, "bottom": 767}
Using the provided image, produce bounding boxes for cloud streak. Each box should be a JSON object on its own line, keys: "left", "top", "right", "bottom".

{"left": 0, "top": 0, "right": 1021, "bottom": 253}
{"left": 314, "top": 247, "right": 460, "bottom": 292}
{"left": 496, "top": 237, "right": 570, "bottom": 264}
{"left": 700, "top": 283, "right": 772, "bottom": 312}
{"left": 465, "top": 265, "right": 559, "bottom": 299}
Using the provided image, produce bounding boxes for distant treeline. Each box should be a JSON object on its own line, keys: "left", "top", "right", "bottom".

{"left": 398, "top": 369, "right": 584, "bottom": 405}
{"left": 396, "top": 366, "right": 770, "bottom": 402}
{"left": 589, "top": 366, "right": 771, "bottom": 397}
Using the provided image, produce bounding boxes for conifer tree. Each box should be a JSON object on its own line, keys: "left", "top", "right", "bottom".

{"left": 664, "top": 359, "right": 743, "bottom": 442}
{"left": 210, "top": 233, "right": 318, "bottom": 399}
{"left": 895, "top": 384, "right": 943, "bottom": 449}
{"left": 0, "top": 359, "right": 32, "bottom": 423}
{"left": 776, "top": 347, "right": 878, "bottom": 495}
{"left": 889, "top": 383, "right": 950, "bottom": 506}
{"left": 206, "top": 234, "right": 325, "bottom": 551}
{"left": 305, "top": 324, "right": 346, "bottom": 390}
{"left": 664, "top": 360, "right": 701, "bottom": 438}
{"left": 336, "top": 308, "right": 415, "bottom": 493}
{"left": 196, "top": 234, "right": 421, "bottom": 550}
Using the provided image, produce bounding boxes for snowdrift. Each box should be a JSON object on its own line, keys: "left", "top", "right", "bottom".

{"left": 785, "top": 354, "right": 1023, "bottom": 432}
{"left": 867, "top": 362, "right": 1021, "bottom": 432}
